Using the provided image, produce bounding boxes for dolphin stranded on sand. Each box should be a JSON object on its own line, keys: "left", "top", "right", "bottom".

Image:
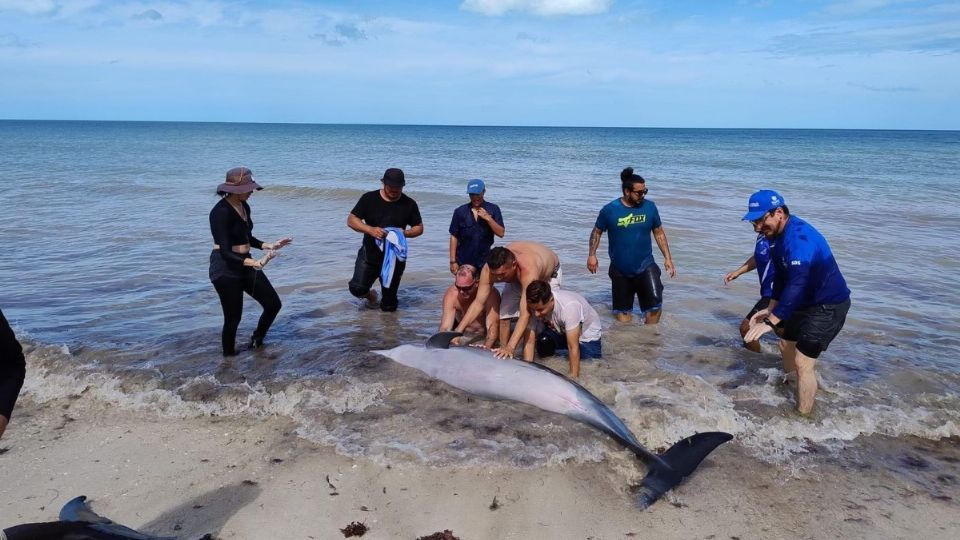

{"left": 2, "top": 495, "right": 212, "bottom": 540}
{"left": 375, "top": 332, "right": 734, "bottom": 508}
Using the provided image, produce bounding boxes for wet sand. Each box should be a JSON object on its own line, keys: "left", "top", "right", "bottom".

{"left": 1, "top": 395, "right": 957, "bottom": 539}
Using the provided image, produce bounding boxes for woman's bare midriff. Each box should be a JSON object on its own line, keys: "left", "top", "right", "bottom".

{"left": 213, "top": 244, "right": 251, "bottom": 255}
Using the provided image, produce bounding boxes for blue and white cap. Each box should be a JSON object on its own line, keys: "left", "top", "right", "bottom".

{"left": 467, "top": 179, "right": 485, "bottom": 194}
{"left": 742, "top": 189, "right": 785, "bottom": 221}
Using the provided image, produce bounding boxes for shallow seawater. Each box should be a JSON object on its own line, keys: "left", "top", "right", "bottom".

{"left": 4, "top": 121, "right": 960, "bottom": 468}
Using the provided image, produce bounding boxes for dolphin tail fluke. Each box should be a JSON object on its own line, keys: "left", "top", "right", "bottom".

{"left": 635, "top": 431, "right": 733, "bottom": 509}
{"left": 58, "top": 495, "right": 178, "bottom": 539}
{"left": 59, "top": 495, "right": 110, "bottom": 522}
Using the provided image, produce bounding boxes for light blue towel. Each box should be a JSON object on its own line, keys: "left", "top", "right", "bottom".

{"left": 376, "top": 227, "right": 408, "bottom": 288}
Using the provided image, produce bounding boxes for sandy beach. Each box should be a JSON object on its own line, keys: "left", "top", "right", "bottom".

{"left": 2, "top": 389, "right": 957, "bottom": 540}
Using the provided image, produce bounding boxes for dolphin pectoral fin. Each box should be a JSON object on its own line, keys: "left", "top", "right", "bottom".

{"left": 425, "top": 331, "right": 463, "bottom": 349}
{"left": 635, "top": 432, "right": 734, "bottom": 509}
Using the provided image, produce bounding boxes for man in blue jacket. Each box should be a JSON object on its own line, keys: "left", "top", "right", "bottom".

{"left": 724, "top": 234, "right": 779, "bottom": 352}
{"left": 742, "top": 190, "right": 851, "bottom": 415}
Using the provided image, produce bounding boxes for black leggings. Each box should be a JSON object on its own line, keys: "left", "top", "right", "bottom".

{"left": 1, "top": 308, "right": 26, "bottom": 420}
{"left": 212, "top": 270, "right": 282, "bottom": 355}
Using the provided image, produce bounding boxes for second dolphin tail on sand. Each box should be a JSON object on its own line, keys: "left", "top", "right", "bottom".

{"left": 633, "top": 431, "right": 734, "bottom": 509}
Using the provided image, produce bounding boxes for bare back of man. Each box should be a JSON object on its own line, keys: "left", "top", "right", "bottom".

{"left": 506, "top": 241, "right": 560, "bottom": 284}
{"left": 455, "top": 241, "right": 560, "bottom": 357}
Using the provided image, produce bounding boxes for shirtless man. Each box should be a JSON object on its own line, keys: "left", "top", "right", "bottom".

{"left": 455, "top": 241, "right": 561, "bottom": 359}
{"left": 439, "top": 265, "right": 501, "bottom": 348}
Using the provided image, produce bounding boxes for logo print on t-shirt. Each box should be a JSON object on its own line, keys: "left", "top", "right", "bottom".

{"left": 617, "top": 213, "right": 647, "bottom": 228}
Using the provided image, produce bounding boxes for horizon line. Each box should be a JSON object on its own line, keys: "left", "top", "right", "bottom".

{"left": 0, "top": 118, "right": 957, "bottom": 133}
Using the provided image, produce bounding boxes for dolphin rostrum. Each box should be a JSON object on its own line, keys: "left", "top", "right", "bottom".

{"left": 375, "top": 332, "right": 733, "bottom": 508}
{"left": 2, "top": 495, "right": 212, "bottom": 540}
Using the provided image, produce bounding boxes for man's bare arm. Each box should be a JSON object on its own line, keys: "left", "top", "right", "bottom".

{"left": 565, "top": 325, "right": 582, "bottom": 378}
{"left": 653, "top": 226, "right": 676, "bottom": 277}
{"left": 587, "top": 227, "right": 603, "bottom": 273}
{"left": 405, "top": 223, "right": 424, "bottom": 238}
{"left": 439, "top": 290, "right": 458, "bottom": 332}
{"left": 455, "top": 268, "right": 491, "bottom": 333}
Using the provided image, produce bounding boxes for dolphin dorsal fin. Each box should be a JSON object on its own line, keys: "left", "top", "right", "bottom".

{"left": 425, "top": 331, "right": 463, "bottom": 349}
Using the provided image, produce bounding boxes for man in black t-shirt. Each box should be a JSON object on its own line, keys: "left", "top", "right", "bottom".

{"left": 347, "top": 168, "right": 424, "bottom": 311}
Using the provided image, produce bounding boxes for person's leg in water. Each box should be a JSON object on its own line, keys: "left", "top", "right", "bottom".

{"left": 244, "top": 270, "right": 282, "bottom": 348}
{"left": 213, "top": 277, "right": 244, "bottom": 356}
{"left": 348, "top": 247, "right": 381, "bottom": 309}
{"left": 379, "top": 259, "right": 406, "bottom": 312}
{"left": 609, "top": 266, "right": 636, "bottom": 323}
{"left": 779, "top": 338, "right": 818, "bottom": 414}
{"left": 638, "top": 263, "right": 665, "bottom": 325}
{"left": 536, "top": 327, "right": 566, "bottom": 357}
{"left": 740, "top": 318, "right": 759, "bottom": 352}
{"left": 741, "top": 297, "right": 772, "bottom": 353}
{"left": 0, "top": 309, "right": 27, "bottom": 440}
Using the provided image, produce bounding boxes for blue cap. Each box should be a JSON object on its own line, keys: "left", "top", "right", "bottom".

{"left": 742, "top": 190, "right": 785, "bottom": 221}
{"left": 467, "top": 179, "right": 485, "bottom": 194}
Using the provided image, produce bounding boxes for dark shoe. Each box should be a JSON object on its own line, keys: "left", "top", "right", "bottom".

{"left": 250, "top": 333, "right": 264, "bottom": 349}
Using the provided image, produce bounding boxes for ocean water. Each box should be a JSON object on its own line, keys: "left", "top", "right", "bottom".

{"left": 3, "top": 121, "right": 959, "bottom": 473}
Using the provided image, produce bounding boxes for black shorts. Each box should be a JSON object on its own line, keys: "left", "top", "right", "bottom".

{"left": 781, "top": 298, "right": 851, "bottom": 359}
{"left": 746, "top": 297, "right": 772, "bottom": 321}
{"left": 609, "top": 263, "right": 663, "bottom": 313}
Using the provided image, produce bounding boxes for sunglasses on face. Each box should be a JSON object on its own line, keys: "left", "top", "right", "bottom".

{"left": 751, "top": 209, "right": 775, "bottom": 225}
{"left": 632, "top": 188, "right": 648, "bottom": 195}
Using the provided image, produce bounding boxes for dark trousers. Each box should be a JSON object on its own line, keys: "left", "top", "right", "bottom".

{"left": 212, "top": 270, "right": 282, "bottom": 355}
{"left": 1, "top": 309, "right": 26, "bottom": 419}
{"left": 348, "top": 246, "right": 405, "bottom": 312}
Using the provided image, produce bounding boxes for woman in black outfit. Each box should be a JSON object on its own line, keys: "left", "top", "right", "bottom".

{"left": 0, "top": 308, "right": 26, "bottom": 440}
{"left": 209, "top": 167, "right": 291, "bottom": 356}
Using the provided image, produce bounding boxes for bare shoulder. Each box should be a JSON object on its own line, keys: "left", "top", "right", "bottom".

{"left": 442, "top": 285, "right": 458, "bottom": 306}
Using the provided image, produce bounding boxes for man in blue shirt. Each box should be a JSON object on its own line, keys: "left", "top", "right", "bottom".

{"left": 724, "top": 234, "right": 779, "bottom": 352}
{"left": 448, "top": 179, "right": 505, "bottom": 274}
{"left": 587, "top": 167, "right": 676, "bottom": 324}
{"left": 742, "top": 190, "right": 851, "bottom": 415}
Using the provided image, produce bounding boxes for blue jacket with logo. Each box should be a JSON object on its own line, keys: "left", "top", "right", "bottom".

{"left": 754, "top": 234, "right": 775, "bottom": 298}
{"left": 770, "top": 216, "right": 850, "bottom": 321}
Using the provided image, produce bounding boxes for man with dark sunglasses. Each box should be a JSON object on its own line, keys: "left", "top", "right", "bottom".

{"left": 740, "top": 190, "right": 851, "bottom": 416}
{"left": 439, "top": 264, "right": 501, "bottom": 348}
{"left": 587, "top": 167, "right": 676, "bottom": 324}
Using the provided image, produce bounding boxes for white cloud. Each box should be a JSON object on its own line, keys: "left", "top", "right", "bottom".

{"left": 461, "top": 0, "right": 611, "bottom": 17}
{"left": 824, "top": 0, "right": 915, "bottom": 17}
{"left": 0, "top": 0, "right": 61, "bottom": 15}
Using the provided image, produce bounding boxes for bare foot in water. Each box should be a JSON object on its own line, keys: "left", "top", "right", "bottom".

{"left": 364, "top": 290, "right": 380, "bottom": 309}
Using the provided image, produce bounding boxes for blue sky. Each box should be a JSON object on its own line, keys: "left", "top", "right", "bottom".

{"left": 1, "top": 0, "right": 958, "bottom": 128}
